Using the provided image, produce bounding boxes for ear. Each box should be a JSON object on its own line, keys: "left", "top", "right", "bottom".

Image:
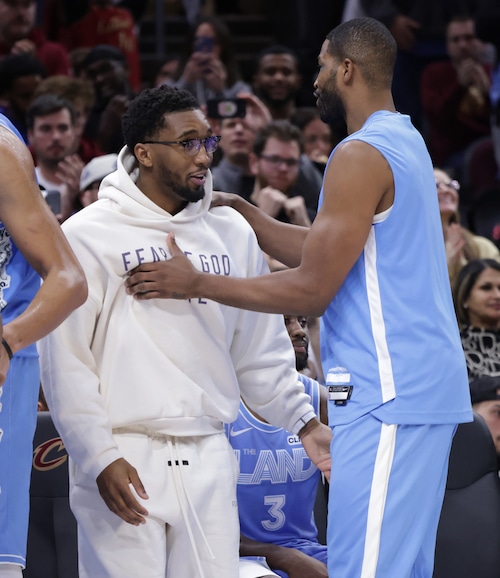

{"left": 341, "top": 58, "right": 354, "bottom": 83}
{"left": 134, "top": 143, "right": 153, "bottom": 168}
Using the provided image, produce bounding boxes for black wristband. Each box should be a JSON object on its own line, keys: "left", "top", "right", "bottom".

{"left": 2, "top": 337, "right": 13, "bottom": 360}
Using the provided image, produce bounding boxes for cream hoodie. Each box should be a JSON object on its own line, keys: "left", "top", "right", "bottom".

{"left": 39, "top": 147, "right": 314, "bottom": 480}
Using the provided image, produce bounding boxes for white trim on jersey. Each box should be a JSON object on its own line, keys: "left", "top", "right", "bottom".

{"left": 360, "top": 422, "right": 397, "bottom": 578}
{"left": 364, "top": 227, "right": 396, "bottom": 403}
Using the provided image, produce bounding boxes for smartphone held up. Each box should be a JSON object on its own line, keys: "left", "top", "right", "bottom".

{"left": 206, "top": 98, "right": 246, "bottom": 119}
{"left": 194, "top": 36, "right": 215, "bottom": 54}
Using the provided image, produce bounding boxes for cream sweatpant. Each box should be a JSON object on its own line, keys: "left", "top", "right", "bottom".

{"left": 70, "top": 430, "right": 240, "bottom": 578}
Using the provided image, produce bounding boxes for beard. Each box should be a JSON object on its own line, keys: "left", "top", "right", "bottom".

{"left": 316, "top": 75, "right": 346, "bottom": 127}
{"left": 295, "top": 349, "right": 309, "bottom": 372}
{"left": 158, "top": 163, "right": 205, "bottom": 204}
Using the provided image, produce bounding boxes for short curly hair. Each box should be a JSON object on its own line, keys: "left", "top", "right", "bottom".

{"left": 122, "top": 86, "right": 200, "bottom": 154}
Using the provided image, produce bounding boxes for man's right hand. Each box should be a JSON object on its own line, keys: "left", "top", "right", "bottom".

{"left": 252, "top": 186, "right": 287, "bottom": 218}
{"left": 236, "top": 92, "right": 272, "bottom": 132}
{"left": 96, "top": 458, "right": 149, "bottom": 525}
{"left": 11, "top": 39, "right": 36, "bottom": 56}
{"left": 283, "top": 196, "right": 311, "bottom": 227}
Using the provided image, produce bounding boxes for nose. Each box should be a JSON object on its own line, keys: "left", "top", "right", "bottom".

{"left": 289, "top": 318, "right": 306, "bottom": 338}
{"left": 194, "top": 145, "right": 212, "bottom": 165}
{"left": 272, "top": 71, "right": 286, "bottom": 82}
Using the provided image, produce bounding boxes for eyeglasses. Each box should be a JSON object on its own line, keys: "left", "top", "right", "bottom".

{"left": 142, "top": 135, "right": 221, "bottom": 156}
{"left": 259, "top": 154, "right": 300, "bottom": 168}
{"left": 436, "top": 179, "right": 460, "bottom": 192}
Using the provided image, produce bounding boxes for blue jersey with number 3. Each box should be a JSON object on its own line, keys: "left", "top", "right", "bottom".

{"left": 226, "top": 374, "right": 322, "bottom": 545}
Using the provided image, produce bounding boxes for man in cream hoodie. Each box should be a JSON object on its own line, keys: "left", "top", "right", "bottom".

{"left": 38, "top": 86, "right": 331, "bottom": 578}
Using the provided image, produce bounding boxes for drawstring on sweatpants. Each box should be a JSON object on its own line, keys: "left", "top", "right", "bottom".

{"left": 166, "top": 438, "right": 215, "bottom": 577}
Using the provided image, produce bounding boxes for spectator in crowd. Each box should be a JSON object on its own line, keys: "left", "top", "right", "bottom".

{"left": 78, "top": 152, "right": 117, "bottom": 209}
{"left": 26, "top": 93, "right": 84, "bottom": 222}
{"left": 0, "top": 52, "right": 45, "bottom": 142}
{"left": 213, "top": 109, "right": 322, "bottom": 225}
{"left": 33, "top": 74, "right": 101, "bottom": 162}
{"left": 435, "top": 167, "right": 500, "bottom": 285}
{"left": 64, "top": 0, "right": 142, "bottom": 93}
{"left": 469, "top": 374, "right": 500, "bottom": 465}
{"left": 0, "top": 0, "right": 70, "bottom": 76}
{"left": 80, "top": 44, "right": 135, "bottom": 153}
{"left": 421, "top": 15, "right": 492, "bottom": 174}
{"left": 211, "top": 92, "right": 273, "bottom": 199}
{"left": 174, "top": 15, "right": 252, "bottom": 105}
{"left": 264, "top": 1, "right": 343, "bottom": 108}
{"left": 41, "top": 0, "right": 148, "bottom": 42}
{"left": 232, "top": 314, "right": 328, "bottom": 578}
{"left": 475, "top": 4, "right": 500, "bottom": 178}
{"left": 68, "top": 45, "right": 91, "bottom": 78}
{"left": 453, "top": 258, "right": 500, "bottom": 379}
{"left": 289, "top": 106, "right": 336, "bottom": 175}
{"left": 153, "top": 54, "right": 182, "bottom": 88}
{"left": 252, "top": 45, "right": 302, "bottom": 121}
{"left": 361, "top": 0, "right": 479, "bottom": 130}
{"left": 248, "top": 120, "right": 321, "bottom": 226}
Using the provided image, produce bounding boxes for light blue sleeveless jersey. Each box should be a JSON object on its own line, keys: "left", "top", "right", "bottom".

{"left": 226, "top": 374, "right": 323, "bottom": 545}
{"left": 0, "top": 114, "right": 40, "bottom": 357}
{"left": 320, "top": 111, "right": 472, "bottom": 426}
{"left": 0, "top": 114, "right": 41, "bottom": 569}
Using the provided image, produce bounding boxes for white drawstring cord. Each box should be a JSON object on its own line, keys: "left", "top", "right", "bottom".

{"left": 166, "top": 437, "right": 215, "bottom": 578}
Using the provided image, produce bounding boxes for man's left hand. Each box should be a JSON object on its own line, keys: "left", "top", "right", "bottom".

{"left": 300, "top": 419, "right": 332, "bottom": 482}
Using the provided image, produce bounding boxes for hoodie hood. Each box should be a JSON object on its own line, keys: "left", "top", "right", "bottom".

{"left": 98, "top": 145, "right": 213, "bottom": 225}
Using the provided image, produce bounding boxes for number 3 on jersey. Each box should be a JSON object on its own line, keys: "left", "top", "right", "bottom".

{"left": 262, "top": 494, "right": 286, "bottom": 531}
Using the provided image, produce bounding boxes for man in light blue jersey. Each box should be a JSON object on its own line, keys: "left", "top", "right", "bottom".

{"left": 0, "top": 112, "right": 86, "bottom": 578}
{"left": 125, "top": 17, "right": 473, "bottom": 578}
{"left": 230, "top": 315, "right": 328, "bottom": 578}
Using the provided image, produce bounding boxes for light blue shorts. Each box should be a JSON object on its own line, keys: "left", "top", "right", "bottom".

{"left": 0, "top": 357, "right": 40, "bottom": 567}
{"left": 328, "top": 413, "right": 456, "bottom": 578}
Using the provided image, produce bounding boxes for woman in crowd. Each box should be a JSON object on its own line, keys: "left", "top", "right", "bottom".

{"left": 289, "top": 107, "right": 334, "bottom": 172}
{"left": 436, "top": 167, "right": 500, "bottom": 284}
{"left": 173, "top": 15, "right": 251, "bottom": 104}
{"left": 453, "top": 258, "right": 500, "bottom": 379}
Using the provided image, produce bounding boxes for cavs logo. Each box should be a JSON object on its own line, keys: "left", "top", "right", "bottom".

{"left": 33, "top": 436, "right": 67, "bottom": 471}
